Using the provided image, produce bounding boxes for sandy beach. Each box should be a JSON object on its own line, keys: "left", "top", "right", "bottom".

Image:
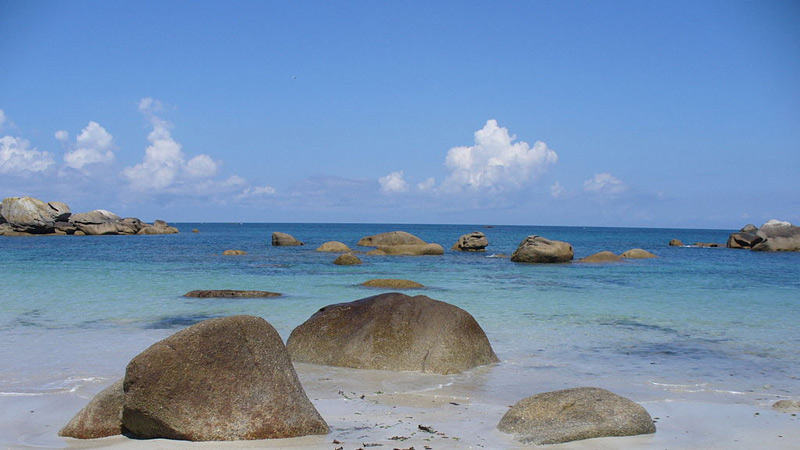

{"left": 4, "top": 360, "right": 798, "bottom": 450}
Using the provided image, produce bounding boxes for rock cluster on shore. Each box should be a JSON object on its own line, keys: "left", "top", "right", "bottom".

{"left": 0, "top": 196, "right": 177, "bottom": 236}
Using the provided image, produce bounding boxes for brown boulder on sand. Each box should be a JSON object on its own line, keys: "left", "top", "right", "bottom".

{"left": 59, "top": 379, "right": 125, "bottom": 439}
{"left": 510, "top": 235, "right": 574, "bottom": 263}
{"left": 286, "top": 292, "right": 499, "bottom": 375}
{"left": 361, "top": 279, "right": 424, "bottom": 289}
{"left": 122, "top": 315, "right": 328, "bottom": 441}
{"left": 498, "top": 387, "right": 656, "bottom": 445}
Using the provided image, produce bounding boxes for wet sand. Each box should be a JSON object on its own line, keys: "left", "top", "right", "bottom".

{"left": 2, "top": 363, "right": 798, "bottom": 450}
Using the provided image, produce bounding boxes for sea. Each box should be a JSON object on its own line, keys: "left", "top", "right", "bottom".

{"left": 1, "top": 223, "right": 799, "bottom": 447}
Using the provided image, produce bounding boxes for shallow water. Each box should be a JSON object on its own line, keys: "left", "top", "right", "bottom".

{"left": 1, "top": 223, "right": 799, "bottom": 446}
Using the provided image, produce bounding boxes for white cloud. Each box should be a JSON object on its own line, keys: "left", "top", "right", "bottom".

{"left": 0, "top": 135, "right": 55, "bottom": 174}
{"left": 442, "top": 119, "right": 558, "bottom": 192}
{"left": 63, "top": 121, "right": 116, "bottom": 169}
{"left": 55, "top": 130, "right": 69, "bottom": 142}
{"left": 237, "top": 184, "right": 277, "bottom": 199}
{"left": 583, "top": 172, "right": 627, "bottom": 195}
{"left": 417, "top": 177, "right": 436, "bottom": 191}
{"left": 379, "top": 171, "right": 408, "bottom": 193}
{"left": 550, "top": 181, "right": 563, "bottom": 198}
{"left": 124, "top": 98, "right": 220, "bottom": 191}
{"left": 0, "top": 110, "right": 6, "bottom": 128}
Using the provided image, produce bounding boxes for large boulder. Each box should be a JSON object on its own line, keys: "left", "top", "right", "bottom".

{"left": 357, "top": 231, "right": 426, "bottom": 247}
{"left": 726, "top": 232, "right": 763, "bottom": 249}
{"left": 286, "top": 292, "right": 499, "bottom": 375}
{"left": 122, "top": 315, "right": 328, "bottom": 441}
{"left": 59, "top": 379, "right": 125, "bottom": 439}
{"left": 316, "top": 241, "right": 351, "bottom": 252}
{"left": 510, "top": 236, "right": 573, "bottom": 263}
{"left": 497, "top": 387, "right": 656, "bottom": 445}
{"left": 137, "top": 219, "right": 179, "bottom": 235}
{"left": 752, "top": 220, "right": 800, "bottom": 251}
{"left": 619, "top": 248, "right": 657, "bottom": 259}
{"left": 70, "top": 209, "right": 121, "bottom": 225}
{"left": 0, "top": 196, "right": 58, "bottom": 233}
{"left": 452, "top": 231, "right": 489, "bottom": 252}
{"left": 271, "top": 232, "right": 304, "bottom": 246}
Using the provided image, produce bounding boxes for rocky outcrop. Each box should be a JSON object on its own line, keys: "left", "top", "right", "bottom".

{"left": 578, "top": 251, "right": 623, "bottom": 263}
{"left": 333, "top": 253, "right": 362, "bottom": 265}
{"left": 497, "top": 387, "right": 656, "bottom": 445}
{"left": 122, "top": 315, "right": 328, "bottom": 441}
{"left": 222, "top": 249, "right": 247, "bottom": 255}
{"left": 510, "top": 236, "right": 573, "bottom": 263}
{"left": 287, "top": 292, "right": 499, "bottom": 375}
{"left": 740, "top": 224, "right": 758, "bottom": 233}
{"left": 59, "top": 379, "right": 125, "bottom": 439}
{"left": 726, "top": 233, "right": 763, "bottom": 249}
{"left": 357, "top": 231, "right": 426, "bottom": 247}
{"left": 752, "top": 220, "right": 800, "bottom": 252}
{"left": 361, "top": 279, "right": 424, "bottom": 289}
{"left": 668, "top": 239, "right": 684, "bottom": 246}
{"left": 271, "top": 232, "right": 304, "bottom": 246}
{"left": 1, "top": 197, "right": 178, "bottom": 236}
{"left": 452, "top": 231, "right": 489, "bottom": 252}
{"left": 183, "top": 290, "right": 281, "bottom": 298}
{"left": 619, "top": 248, "right": 657, "bottom": 259}
{"left": 316, "top": 241, "right": 351, "bottom": 252}
{"left": 772, "top": 400, "right": 800, "bottom": 412}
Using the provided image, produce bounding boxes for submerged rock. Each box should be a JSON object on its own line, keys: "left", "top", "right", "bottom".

{"left": 579, "top": 251, "right": 623, "bottom": 263}
{"left": 183, "top": 290, "right": 281, "bottom": 298}
{"left": 316, "top": 241, "right": 351, "bottom": 252}
{"left": 122, "top": 315, "right": 328, "bottom": 441}
{"left": 271, "top": 232, "right": 304, "bottom": 246}
{"left": 59, "top": 379, "right": 125, "bottom": 439}
{"left": 357, "top": 231, "right": 426, "bottom": 247}
{"left": 222, "top": 249, "right": 247, "bottom": 255}
{"left": 452, "top": 231, "right": 489, "bottom": 252}
{"left": 333, "top": 252, "right": 362, "bottom": 265}
{"left": 511, "top": 236, "right": 573, "bottom": 263}
{"left": 374, "top": 243, "right": 444, "bottom": 255}
{"left": 361, "top": 279, "right": 424, "bottom": 289}
{"left": 497, "top": 387, "right": 656, "bottom": 445}
{"left": 619, "top": 248, "right": 657, "bottom": 259}
{"left": 287, "top": 292, "right": 499, "bottom": 374}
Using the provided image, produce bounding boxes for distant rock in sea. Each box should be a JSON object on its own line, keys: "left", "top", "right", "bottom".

{"left": 357, "top": 231, "right": 426, "bottom": 247}
{"left": 183, "top": 290, "right": 281, "bottom": 298}
{"left": 452, "top": 231, "right": 489, "bottom": 252}
{"left": 498, "top": 387, "right": 656, "bottom": 444}
{"left": 222, "top": 249, "right": 247, "bottom": 255}
{"left": 511, "top": 235, "right": 573, "bottom": 263}
{"left": 316, "top": 241, "right": 351, "bottom": 252}
{"left": 619, "top": 248, "right": 657, "bottom": 259}
{"left": 361, "top": 279, "right": 424, "bottom": 289}
{"left": 0, "top": 196, "right": 178, "bottom": 236}
{"left": 271, "top": 231, "right": 304, "bottom": 246}
{"left": 579, "top": 251, "right": 623, "bottom": 263}
{"left": 669, "top": 239, "right": 684, "bottom": 246}
{"left": 333, "top": 252, "right": 362, "bottom": 265}
{"left": 286, "top": 292, "right": 499, "bottom": 374}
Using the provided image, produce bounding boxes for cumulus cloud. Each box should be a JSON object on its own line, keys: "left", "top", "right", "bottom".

{"left": 583, "top": 173, "right": 627, "bottom": 195}
{"left": 55, "top": 130, "right": 69, "bottom": 142}
{"left": 379, "top": 171, "right": 408, "bottom": 193}
{"left": 442, "top": 119, "right": 557, "bottom": 192}
{"left": 550, "top": 181, "right": 563, "bottom": 198}
{"left": 123, "top": 98, "right": 220, "bottom": 191}
{"left": 0, "top": 135, "right": 55, "bottom": 174}
{"left": 417, "top": 177, "right": 436, "bottom": 191}
{"left": 63, "top": 121, "right": 116, "bottom": 169}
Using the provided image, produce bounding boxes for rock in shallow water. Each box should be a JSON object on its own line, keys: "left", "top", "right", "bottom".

{"left": 498, "top": 387, "right": 656, "bottom": 445}
{"left": 59, "top": 379, "right": 125, "bottom": 439}
{"left": 511, "top": 235, "right": 574, "bottom": 263}
{"left": 286, "top": 292, "right": 498, "bottom": 374}
{"left": 183, "top": 290, "right": 281, "bottom": 298}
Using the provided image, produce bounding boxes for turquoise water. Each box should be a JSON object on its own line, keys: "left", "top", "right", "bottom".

{"left": 1, "top": 223, "right": 799, "bottom": 409}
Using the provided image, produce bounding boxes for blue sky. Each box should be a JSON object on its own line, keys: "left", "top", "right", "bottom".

{"left": 1, "top": 1, "right": 798, "bottom": 228}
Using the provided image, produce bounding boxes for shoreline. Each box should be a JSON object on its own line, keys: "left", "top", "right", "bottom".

{"left": 3, "top": 363, "right": 798, "bottom": 450}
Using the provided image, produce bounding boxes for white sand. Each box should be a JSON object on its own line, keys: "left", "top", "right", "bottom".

{"left": 2, "top": 364, "right": 798, "bottom": 450}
